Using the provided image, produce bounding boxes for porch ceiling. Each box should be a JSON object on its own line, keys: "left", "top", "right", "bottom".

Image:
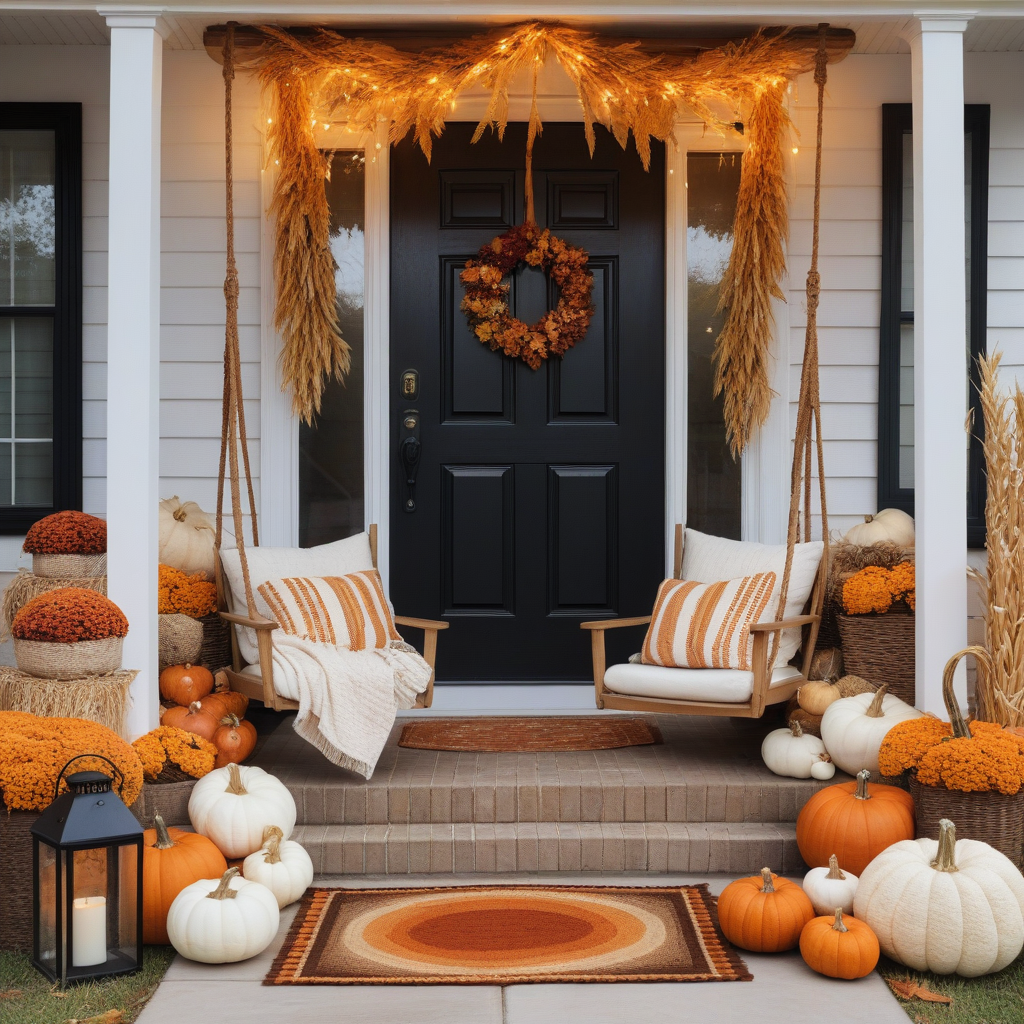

{"left": 2, "top": 10, "right": 1024, "bottom": 54}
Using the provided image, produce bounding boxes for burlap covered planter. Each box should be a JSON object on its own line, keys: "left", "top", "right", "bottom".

{"left": 31, "top": 551, "right": 107, "bottom": 579}
{"left": 0, "top": 806, "right": 37, "bottom": 951}
{"left": 159, "top": 613, "right": 204, "bottom": 670}
{"left": 14, "top": 635, "right": 123, "bottom": 680}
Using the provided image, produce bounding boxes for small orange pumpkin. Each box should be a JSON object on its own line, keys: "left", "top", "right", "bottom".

{"left": 161, "top": 700, "right": 219, "bottom": 743}
{"left": 200, "top": 690, "right": 249, "bottom": 721}
{"left": 796, "top": 769, "right": 914, "bottom": 875}
{"left": 718, "top": 867, "right": 815, "bottom": 952}
{"left": 159, "top": 663, "right": 214, "bottom": 706}
{"left": 142, "top": 814, "right": 227, "bottom": 943}
{"left": 800, "top": 908, "right": 880, "bottom": 979}
{"left": 213, "top": 714, "right": 258, "bottom": 768}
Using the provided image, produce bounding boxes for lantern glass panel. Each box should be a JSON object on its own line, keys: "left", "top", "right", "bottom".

{"left": 35, "top": 840, "right": 58, "bottom": 972}
{"left": 116, "top": 843, "right": 138, "bottom": 958}
{"left": 70, "top": 847, "right": 109, "bottom": 969}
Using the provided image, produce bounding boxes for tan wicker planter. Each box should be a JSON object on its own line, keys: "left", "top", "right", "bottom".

{"left": 31, "top": 551, "right": 107, "bottom": 579}
{"left": 836, "top": 610, "right": 915, "bottom": 704}
{"left": 133, "top": 778, "right": 199, "bottom": 828}
{"left": 14, "top": 635, "right": 123, "bottom": 680}
{"left": 0, "top": 805, "right": 37, "bottom": 951}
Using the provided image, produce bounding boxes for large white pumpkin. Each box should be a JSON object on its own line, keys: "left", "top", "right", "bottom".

{"left": 842, "top": 508, "right": 915, "bottom": 548}
{"left": 159, "top": 496, "right": 216, "bottom": 576}
{"left": 803, "top": 855, "right": 859, "bottom": 916}
{"left": 189, "top": 763, "right": 296, "bottom": 859}
{"left": 819, "top": 684, "right": 922, "bottom": 775}
{"left": 761, "top": 720, "right": 834, "bottom": 780}
{"left": 854, "top": 819, "right": 1024, "bottom": 976}
{"left": 242, "top": 825, "right": 314, "bottom": 908}
{"left": 166, "top": 867, "right": 280, "bottom": 963}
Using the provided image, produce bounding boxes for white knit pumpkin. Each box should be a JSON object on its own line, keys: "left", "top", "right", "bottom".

{"left": 159, "top": 496, "right": 216, "bottom": 576}
{"left": 842, "top": 508, "right": 915, "bottom": 548}
{"left": 854, "top": 819, "right": 1024, "bottom": 977}
{"left": 803, "top": 855, "right": 859, "bottom": 916}
{"left": 819, "top": 685, "right": 922, "bottom": 775}
{"left": 189, "top": 763, "right": 296, "bottom": 859}
{"left": 167, "top": 868, "right": 280, "bottom": 963}
{"left": 242, "top": 825, "right": 314, "bottom": 908}
{"left": 761, "top": 720, "right": 832, "bottom": 779}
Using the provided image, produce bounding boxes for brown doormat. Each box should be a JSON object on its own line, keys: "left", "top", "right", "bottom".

{"left": 266, "top": 885, "right": 751, "bottom": 985}
{"left": 398, "top": 716, "right": 661, "bottom": 752}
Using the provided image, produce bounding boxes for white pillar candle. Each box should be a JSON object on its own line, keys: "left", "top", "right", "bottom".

{"left": 72, "top": 896, "right": 107, "bottom": 968}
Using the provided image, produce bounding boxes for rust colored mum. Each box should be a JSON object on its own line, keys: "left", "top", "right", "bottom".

{"left": 0, "top": 710, "right": 143, "bottom": 812}
{"left": 12, "top": 587, "right": 129, "bottom": 642}
{"left": 158, "top": 564, "right": 217, "bottom": 618}
{"left": 23, "top": 510, "right": 107, "bottom": 555}
{"left": 132, "top": 726, "right": 217, "bottom": 782}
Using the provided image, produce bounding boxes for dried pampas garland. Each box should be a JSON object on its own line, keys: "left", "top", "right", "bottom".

{"left": 242, "top": 21, "right": 832, "bottom": 443}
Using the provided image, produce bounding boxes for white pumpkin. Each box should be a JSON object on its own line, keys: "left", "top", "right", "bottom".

{"left": 819, "top": 684, "right": 922, "bottom": 775}
{"left": 242, "top": 825, "right": 314, "bottom": 909}
{"left": 803, "top": 855, "right": 859, "bottom": 916}
{"left": 761, "top": 720, "right": 828, "bottom": 779}
{"left": 854, "top": 819, "right": 1024, "bottom": 977}
{"left": 810, "top": 755, "right": 837, "bottom": 781}
{"left": 166, "top": 867, "right": 280, "bottom": 963}
{"left": 159, "top": 496, "right": 216, "bottom": 576}
{"left": 189, "top": 763, "right": 296, "bottom": 859}
{"left": 842, "top": 508, "right": 915, "bottom": 548}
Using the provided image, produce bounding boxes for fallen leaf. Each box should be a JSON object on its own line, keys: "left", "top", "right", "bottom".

{"left": 887, "top": 978, "right": 952, "bottom": 1005}
{"left": 0, "top": 989, "right": 22, "bottom": 1000}
{"left": 66, "top": 1011, "right": 124, "bottom": 1024}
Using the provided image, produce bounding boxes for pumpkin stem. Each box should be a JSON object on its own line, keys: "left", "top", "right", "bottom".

{"left": 187, "top": 700, "right": 202, "bottom": 715}
{"left": 942, "top": 648, "right": 989, "bottom": 740}
{"left": 220, "top": 714, "right": 241, "bottom": 728}
{"left": 153, "top": 814, "right": 175, "bottom": 850}
{"left": 826, "top": 854, "right": 846, "bottom": 880}
{"left": 865, "top": 684, "right": 889, "bottom": 718}
{"left": 864, "top": 514, "right": 874, "bottom": 524}
{"left": 226, "top": 762, "right": 247, "bottom": 795}
{"left": 262, "top": 825, "right": 284, "bottom": 864}
{"left": 932, "top": 819, "right": 959, "bottom": 873}
{"left": 831, "top": 908, "right": 849, "bottom": 933}
{"left": 789, "top": 719, "right": 803, "bottom": 737}
{"left": 206, "top": 867, "right": 240, "bottom": 900}
{"left": 854, "top": 769, "right": 871, "bottom": 801}
{"left": 759, "top": 867, "right": 775, "bottom": 893}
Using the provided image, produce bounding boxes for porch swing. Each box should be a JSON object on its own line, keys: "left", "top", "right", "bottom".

{"left": 583, "top": 27, "right": 834, "bottom": 719}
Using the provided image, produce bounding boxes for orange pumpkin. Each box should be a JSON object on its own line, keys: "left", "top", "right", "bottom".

{"left": 718, "top": 867, "right": 815, "bottom": 952}
{"left": 142, "top": 814, "right": 227, "bottom": 943}
{"left": 800, "top": 908, "right": 880, "bottom": 979}
{"left": 159, "top": 663, "right": 214, "bottom": 705}
{"left": 213, "top": 714, "right": 257, "bottom": 768}
{"left": 200, "top": 690, "right": 249, "bottom": 721}
{"left": 796, "top": 769, "right": 914, "bottom": 875}
{"left": 160, "top": 700, "right": 219, "bottom": 742}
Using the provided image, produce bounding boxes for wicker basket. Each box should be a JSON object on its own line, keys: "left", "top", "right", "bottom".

{"left": 132, "top": 778, "right": 198, "bottom": 828}
{"left": 14, "top": 635, "right": 123, "bottom": 680}
{"left": 0, "top": 806, "right": 37, "bottom": 951}
{"left": 836, "top": 610, "right": 915, "bottom": 704}
{"left": 32, "top": 552, "right": 107, "bottom": 579}
{"left": 198, "top": 612, "right": 232, "bottom": 672}
{"left": 910, "top": 778, "right": 1024, "bottom": 867}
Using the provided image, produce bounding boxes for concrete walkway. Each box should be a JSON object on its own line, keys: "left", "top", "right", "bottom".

{"left": 136, "top": 873, "right": 910, "bottom": 1024}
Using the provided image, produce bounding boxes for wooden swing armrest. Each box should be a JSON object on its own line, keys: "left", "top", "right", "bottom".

{"left": 749, "top": 614, "right": 818, "bottom": 633}
{"left": 218, "top": 610, "right": 279, "bottom": 631}
{"left": 394, "top": 615, "right": 450, "bottom": 631}
{"left": 580, "top": 615, "right": 652, "bottom": 631}
{"left": 392, "top": 616, "right": 448, "bottom": 710}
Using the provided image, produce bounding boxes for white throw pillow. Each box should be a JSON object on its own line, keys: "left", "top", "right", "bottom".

{"left": 680, "top": 528, "right": 823, "bottom": 665}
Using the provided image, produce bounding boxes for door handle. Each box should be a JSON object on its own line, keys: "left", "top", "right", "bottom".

{"left": 400, "top": 410, "right": 421, "bottom": 512}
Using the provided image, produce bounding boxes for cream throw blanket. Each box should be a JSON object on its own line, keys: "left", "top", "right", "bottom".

{"left": 267, "top": 635, "right": 431, "bottom": 778}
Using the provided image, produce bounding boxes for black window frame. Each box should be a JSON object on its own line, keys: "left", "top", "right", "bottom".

{"left": 0, "top": 102, "right": 82, "bottom": 533}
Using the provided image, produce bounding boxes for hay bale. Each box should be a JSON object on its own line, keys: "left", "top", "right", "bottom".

{"left": 159, "top": 613, "right": 204, "bottom": 670}
{"left": 0, "top": 667, "right": 136, "bottom": 737}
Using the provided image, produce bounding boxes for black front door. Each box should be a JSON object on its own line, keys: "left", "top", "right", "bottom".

{"left": 390, "top": 123, "right": 665, "bottom": 680}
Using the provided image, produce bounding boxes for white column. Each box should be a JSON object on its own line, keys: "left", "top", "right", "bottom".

{"left": 103, "top": 12, "right": 164, "bottom": 737}
{"left": 907, "top": 15, "right": 970, "bottom": 715}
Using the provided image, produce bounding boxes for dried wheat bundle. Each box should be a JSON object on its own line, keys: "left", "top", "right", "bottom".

{"left": 250, "top": 22, "right": 817, "bottom": 432}
{"left": 972, "top": 352, "right": 1024, "bottom": 726}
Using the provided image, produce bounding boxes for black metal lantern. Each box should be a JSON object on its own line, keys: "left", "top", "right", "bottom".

{"left": 30, "top": 755, "right": 144, "bottom": 985}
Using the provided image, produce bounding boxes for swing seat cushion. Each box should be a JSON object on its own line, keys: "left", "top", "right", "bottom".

{"left": 681, "top": 529, "right": 823, "bottom": 665}
{"left": 603, "top": 662, "right": 803, "bottom": 704}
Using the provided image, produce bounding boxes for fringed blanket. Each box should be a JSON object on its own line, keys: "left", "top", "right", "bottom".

{"left": 266, "top": 636, "right": 431, "bottom": 778}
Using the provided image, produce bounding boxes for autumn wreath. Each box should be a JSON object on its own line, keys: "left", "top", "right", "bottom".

{"left": 460, "top": 223, "right": 594, "bottom": 369}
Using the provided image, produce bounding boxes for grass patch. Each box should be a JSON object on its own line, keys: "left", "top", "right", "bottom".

{"left": 878, "top": 953, "right": 1024, "bottom": 1024}
{"left": 0, "top": 946, "right": 174, "bottom": 1024}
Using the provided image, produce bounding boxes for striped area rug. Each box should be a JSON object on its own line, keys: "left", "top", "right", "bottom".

{"left": 266, "top": 885, "right": 751, "bottom": 985}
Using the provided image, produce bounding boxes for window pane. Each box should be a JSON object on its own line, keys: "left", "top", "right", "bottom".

{"left": 686, "top": 152, "right": 742, "bottom": 540}
{"left": 900, "top": 130, "right": 914, "bottom": 314}
{"left": 898, "top": 323, "right": 914, "bottom": 488}
{"left": 0, "top": 130, "right": 56, "bottom": 306}
{"left": 14, "top": 317, "right": 53, "bottom": 438}
{"left": 14, "top": 441, "right": 52, "bottom": 504}
{"left": 298, "top": 151, "right": 365, "bottom": 547}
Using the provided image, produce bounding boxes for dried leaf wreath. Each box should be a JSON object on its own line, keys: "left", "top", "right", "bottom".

{"left": 238, "top": 21, "right": 842, "bottom": 451}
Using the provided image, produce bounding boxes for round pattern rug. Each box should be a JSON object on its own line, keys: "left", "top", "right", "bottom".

{"left": 267, "top": 885, "right": 751, "bottom": 985}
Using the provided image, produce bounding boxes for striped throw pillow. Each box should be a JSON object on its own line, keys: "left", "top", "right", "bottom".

{"left": 256, "top": 571, "right": 400, "bottom": 650}
{"left": 640, "top": 572, "right": 777, "bottom": 670}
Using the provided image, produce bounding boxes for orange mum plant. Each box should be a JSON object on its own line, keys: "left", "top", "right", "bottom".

{"left": 878, "top": 647, "right": 1024, "bottom": 795}
{"left": 842, "top": 563, "right": 915, "bottom": 615}
{"left": 0, "top": 710, "right": 143, "bottom": 812}
{"left": 132, "top": 726, "right": 218, "bottom": 782}
{"left": 23, "top": 510, "right": 107, "bottom": 555}
{"left": 12, "top": 588, "right": 129, "bottom": 643}
{"left": 158, "top": 564, "right": 217, "bottom": 618}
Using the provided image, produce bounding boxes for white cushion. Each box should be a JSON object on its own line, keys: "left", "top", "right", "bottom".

{"left": 604, "top": 662, "right": 803, "bottom": 704}
{"left": 220, "top": 533, "right": 375, "bottom": 664}
{"left": 681, "top": 528, "right": 823, "bottom": 664}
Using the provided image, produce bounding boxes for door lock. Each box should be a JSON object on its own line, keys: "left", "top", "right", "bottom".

{"left": 399, "top": 409, "right": 421, "bottom": 512}
{"left": 401, "top": 369, "right": 419, "bottom": 400}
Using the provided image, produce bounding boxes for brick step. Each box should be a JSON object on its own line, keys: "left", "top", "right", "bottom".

{"left": 293, "top": 821, "right": 804, "bottom": 876}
